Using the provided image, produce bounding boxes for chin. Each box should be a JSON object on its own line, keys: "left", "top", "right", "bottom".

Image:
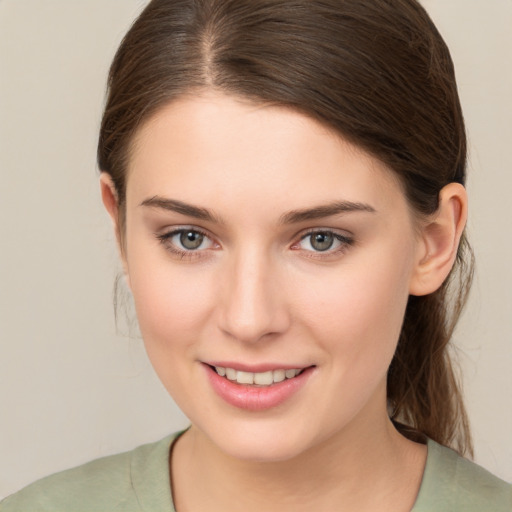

{"left": 196, "top": 416, "right": 327, "bottom": 463}
{"left": 219, "top": 435, "right": 309, "bottom": 463}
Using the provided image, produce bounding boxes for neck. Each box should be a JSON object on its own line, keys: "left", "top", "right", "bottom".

{"left": 171, "top": 407, "right": 426, "bottom": 512}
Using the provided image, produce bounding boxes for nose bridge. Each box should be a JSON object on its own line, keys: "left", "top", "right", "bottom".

{"left": 219, "top": 243, "right": 287, "bottom": 343}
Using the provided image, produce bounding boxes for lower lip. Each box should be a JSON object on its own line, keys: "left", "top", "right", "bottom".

{"left": 204, "top": 364, "right": 314, "bottom": 412}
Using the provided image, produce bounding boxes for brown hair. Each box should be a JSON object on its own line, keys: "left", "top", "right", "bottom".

{"left": 98, "top": 0, "right": 473, "bottom": 455}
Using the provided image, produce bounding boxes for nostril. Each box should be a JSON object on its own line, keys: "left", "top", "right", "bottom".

{"left": 217, "top": 267, "right": 291, "bottom": 343}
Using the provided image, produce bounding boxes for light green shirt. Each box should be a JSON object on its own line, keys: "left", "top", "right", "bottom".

{"left": 2, "top": 432, "right": 511, "bottom": 511}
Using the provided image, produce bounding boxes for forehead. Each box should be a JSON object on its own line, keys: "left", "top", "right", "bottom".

{"left": 127, "top": 93, "right": 408, "bottom": 219}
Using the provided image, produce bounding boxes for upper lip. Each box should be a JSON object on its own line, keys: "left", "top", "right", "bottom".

{"left": 204, "top": 361, "right": 313, "bottom": 373}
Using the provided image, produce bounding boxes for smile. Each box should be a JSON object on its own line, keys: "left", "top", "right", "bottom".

{"left": 205, "top": 363, "right": 315, "bottom": 411}
{"left": 213, "top": 366, "right": 303, "bottom": 387}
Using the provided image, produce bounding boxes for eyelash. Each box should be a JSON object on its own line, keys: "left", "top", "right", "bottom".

{"left": 292, "top": 230, "right": 354, "bottom": 259}
{"left": 155, "top": 227, "right": 354, "bottom": 261}
{"left": 156, "top": 227, "right": 215, "bottom": 260}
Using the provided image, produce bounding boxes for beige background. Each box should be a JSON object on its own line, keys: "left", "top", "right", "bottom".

{"left": 0, "top": 0, "right": 510, "bottom": 498}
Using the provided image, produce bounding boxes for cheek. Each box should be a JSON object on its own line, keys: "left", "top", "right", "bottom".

{"left": 294, "top": 250, "right": 413, "bottom": 365}
{"left": 126, "top": 248, "right": 216, "bottom": 352}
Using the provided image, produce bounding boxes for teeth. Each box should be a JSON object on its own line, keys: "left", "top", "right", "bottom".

{"left": 273, "top": 369, "right": 285, "bottom": 383}
{"left": 254, "top": 371, "right": 273, "bottom": 386}
{"left": 214, "top": 366, "right": 303, "bottom": 386}
{"left": 236, "top": 371, "right": 254, "bottom": 385}
{"left": 285, "top": 369, "right": 298, "bottom": 379}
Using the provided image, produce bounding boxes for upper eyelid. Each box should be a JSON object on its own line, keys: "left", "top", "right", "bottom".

{"left": 296, "top": 227, "right": 353, "bottom": 240}
{"left": 158, "top": 225, "right": 213, "bottom": 239}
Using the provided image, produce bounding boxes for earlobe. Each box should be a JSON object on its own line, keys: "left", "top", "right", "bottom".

{"left": 409, "top": 183, "right": 468, "bottom": 296}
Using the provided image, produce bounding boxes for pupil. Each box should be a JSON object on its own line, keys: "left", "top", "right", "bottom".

{"left": 312, "top": 232, "right": 333, "bottom": 251}
{"left": 180, "top": 231, "right": 203, "bottom": 250}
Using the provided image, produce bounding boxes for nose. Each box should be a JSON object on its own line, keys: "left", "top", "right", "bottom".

{"left": 218, "top": 247, "right": 290, "bottom": 344}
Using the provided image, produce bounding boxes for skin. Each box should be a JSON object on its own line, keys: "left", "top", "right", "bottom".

{"left": 101, "top": 93, "right": 467, "bottom": 512}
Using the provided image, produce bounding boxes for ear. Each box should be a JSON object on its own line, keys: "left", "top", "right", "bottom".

{"left": 409, "top": 183, "right": 468, "bottom": 296}
{"left": 100, "top": 173, "right": 130, "bottom": 286}
{"left": 100, "top": 173, "right": 119, "bottom": 228}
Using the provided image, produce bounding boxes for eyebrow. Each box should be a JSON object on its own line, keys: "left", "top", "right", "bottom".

{"left": 140, "top": 196, "right": 376, "bottom": 225}
{"left": 140, "top": 196, "right": 224, "bottom": 224}
{"left": 279, "top": 201, "right": 376, "bottom": 224}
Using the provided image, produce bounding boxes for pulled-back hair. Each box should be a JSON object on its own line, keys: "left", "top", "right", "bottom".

{"left": 98, "top": 0, "right": 473, "bottom": 455}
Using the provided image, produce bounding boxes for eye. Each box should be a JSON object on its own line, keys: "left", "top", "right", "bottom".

{"left": 156, "top": 227, "right": 216, "bottom": 256}
{"left": 294, "top": 230, "right": 353, "bottom": 254}
{"left": 307, "top": 232, "right": 335, "bottom": 251}
{"left": 178, "top": 230, "right": 208, "bottom": 250}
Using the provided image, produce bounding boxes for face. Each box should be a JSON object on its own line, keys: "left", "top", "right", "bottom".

{"left": 118, "top": 93, "right": 423, "bottom": 462}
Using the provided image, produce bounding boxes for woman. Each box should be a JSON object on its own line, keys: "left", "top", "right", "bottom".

{"left": 2, "top": 0, "right": 510, "bottom": 510}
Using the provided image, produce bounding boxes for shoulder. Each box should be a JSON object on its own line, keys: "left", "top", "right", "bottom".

{"left": 413, "top": 439, "right": 512, "bottom": 512}
{"left": 0, "top": 449, "right": 136, "bottom": 512}
{"left": 0, "top": 434, "right": 178, "bottom": 512}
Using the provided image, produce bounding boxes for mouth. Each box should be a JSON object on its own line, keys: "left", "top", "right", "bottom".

{"left": 204, "top": 363, "right": 315, "bottom": 411}
{"left": 209, "top": 365, "right": 306, "bottom": 387}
